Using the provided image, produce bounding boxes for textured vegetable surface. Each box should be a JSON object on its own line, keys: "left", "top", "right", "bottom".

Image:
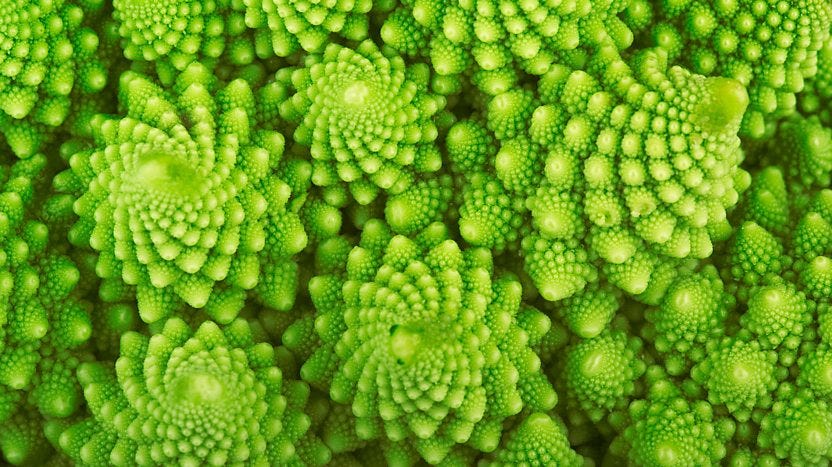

{"left": 2, "top": 0, "right": 832, "bottom": 465}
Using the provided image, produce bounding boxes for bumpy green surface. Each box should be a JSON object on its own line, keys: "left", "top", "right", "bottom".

{"left": 112, "top": 0, "right": 258, "bottom": 73}
{"left": 301, "top": 220, "right": 555, "bottom": 464}
{"left": 59, "top": 66, "right": 307, "bottom": 324}
{"left": 276, "top": 40, "right": 446, "bottom": 205}
{"left": 626, "top": 0, "right": 832, "bottom": 138}
{"left": 439, "top": 45, "right": 749, "bottom": 303}
{"left": 759, "top": 389, "right": 832, "bottom": 465}
{"left": 244, "top": 0, "right": 372, "bottom": 56}
{"left": 0, "top": 152, "right": 91, "bottom": 464}
{"left": 484, "top": 413, "right": 585, "bottom": 466}
{"left": 4, "top": 1, "right": 832, "bottom": 466}
{"left": 0, "top": 0, "right": 114, "bottom": 157}
{"left": 614, "top": 376, "right": 732, "bottom": 466}
{"left": 56, "top": 318, "right": 330, "bottom": 466}
{"left": 382, "top": 0, "right": 634, "bottom": 95}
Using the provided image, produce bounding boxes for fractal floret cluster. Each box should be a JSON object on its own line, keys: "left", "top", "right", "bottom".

{"left": 2, "top": 0, "right": 832, "bottom": 465}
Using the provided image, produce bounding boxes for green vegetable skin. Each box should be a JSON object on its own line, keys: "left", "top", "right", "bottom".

{"left": 2, "top": 0, "right": 832, "bottom": 465}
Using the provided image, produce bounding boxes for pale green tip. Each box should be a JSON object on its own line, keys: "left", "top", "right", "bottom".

{"left": 695, "top": 77, "right": 749, "bottom": 133}
{"left": 173, "top": 372, "right": 226, "bottom": 404}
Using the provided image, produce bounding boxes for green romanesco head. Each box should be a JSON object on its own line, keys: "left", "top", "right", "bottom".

{"left": 613, "top": 376, "right": 732, "bottom": 466}
{"left": 758, "top": 388, "right": 832, "bottom": 465}
{"left": 625, "top": 0, "right": 832, "bottom": 138}
{"left": 301, "top": 220, "right": 556, "bottom": 464}
{"left": 559, "top": 329, "right": 646, "bottom": 422}
{"left": 63, "top": 66, "right": 307, "bottom": 324}
{"left": 0, "top": 0, "right": 112, "bottom": 158}
{"left": 798, "top": 344, "right": 832, "bottom": 401}
{"left": 56, "top": 317, "right": 330, "bottom": 466}
{"left": 482, "top": 413, "right": 585, "bottom": 466}
{"left": 642, "top": 265, "right": 732, "bottom": 373}
{"left": 463, "top": 46, "right": 750, "bottom": 302}
{"left": 691, "top": 337, "right": 779, "bottom": 421}
{"left": 277, "top": 40, "right": 446, "bottom": 205}
{"left": 243, "top": 0, "right": 372, "bottom": 56}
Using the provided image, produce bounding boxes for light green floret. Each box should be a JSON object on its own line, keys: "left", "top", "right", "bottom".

{"left": 741, "top": 284, "right": 810, "bottom": 350}
{"left": 643, "top": 266, "right": 731, "bottom": 374}
{"left": 561, "top": 330, "right": 646, "bottom": 422}
{"left": 0, "top": 153, "right": 93, "bottom": 465}
{"left": 384, "top": 174, "right": 453, "bottom": 236}
{"left": 690, "top": 337, "right": 779, "bottom": 421}
{"left": 758, "top": 389, "right": 832, "bottom": 465}
{"left": 626, "top": 0, "right": 832, "bottom": 138}
{"left": 613, "top": 377, "right": 732, "bottom": 466}
{"left": 301, "top": 220, "right": 556, "bottom": 464}
{"left": 0, "top": 0, "right": 111, "bottom": 157}
{"left": 798, "top": 345, "right": 832, "bottom": 400}
{"left": 381, "top": 0, "right": 635, "bottom": 95}
{"left": 62, "top": 66, "right": 307, "bottom": 324}
{"left": 276, "top": 41, "right": 446, "bottom": 205}
{"left": 458, "top": 172, "right": 528, "bottom": 252}
{"left": 556, "top": 283, "right": 621, "bottom": 339}
{"left": 727, "top": 221, "right": 785, "bottom": 288}
{"left": 55, "top": 318, "right": 330, "bottom": 466}
{"left": 482, "top": 413, "right": 585, "bottom": 467}
{"left": 244, "top": 0, "right": 372, "bottom": 57}
{"left": 758, "top": 117, "right": 832, "bottom": 190}
{"left": 727, "top": 161, "right": 832, "bottom": 299}
{"left": 113, "top": 0, "right": 258, "bottom": 72}
{"left": 515, "top": 47, "right": 748, "bottom": 301}
{"left": 446, "top": 117, "right": 533, "bottom": 254}
{"left": 799, "top": 41, "right": 832, "bottom": 126}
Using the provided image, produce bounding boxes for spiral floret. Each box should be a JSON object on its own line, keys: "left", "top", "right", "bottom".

{"left": 301, "top": 220, "right": 556, "bottom": 464}
{"left": 278, "top": 41, "right": 446, "bottom": 204}
{"left": 244, "top": 0, "right": 372, "bottom": 56}
{"left": 0, "top": 0, "right": 111, "bottom": 157}
{"left": 64, "top": 66, "right": 307, "bottom": 324}
{"left": 691, "top": 338, "right": 778, "bottom": 420}
{"left": 514, "top": 47, "right": 748, "bottom": 301}
{"left": 614, "top": 378, "right": 731, "bottom": 466}
{"left": 483, "top": 413, "right": 584, "bottom": 466}
{"left": 561, "top": 330, "right": 646, "bottom": 421}
{"left": 758, "top": 390, "right": 832, "bottom": 465}
{"left": 56, "top": 318, "right": 329, "bottom": 466}
{"left": 626, "top": 0, "right": 832, "bottom": 138}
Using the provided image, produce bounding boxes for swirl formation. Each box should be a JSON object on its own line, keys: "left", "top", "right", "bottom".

{"left": 66, "top": 66, "right": 307, "bottom": 323}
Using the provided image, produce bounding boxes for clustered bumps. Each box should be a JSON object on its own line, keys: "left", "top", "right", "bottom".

{"left": 446, "top": 46, "right": 749, "bottom": 303}
{"left": 276, "top": 40, "right": 446, "bottom": 205}
{"left": 381, "top": 0, "right": 635, "bottom": 95}
{"left": 2, "top": 0, "right": 832, "bottom": 465}
{"left": 626, "top": 0, "right": 832, "bottom": 138}
{"left": 0, "top": 0, "right": 113, "bottom": 157}
{"left": 301, "top": 221, "right": 556, "bottom": 464}
{"left": 58, "top": 66, "right": 307, "bottom": 324}
{"left": 57, "top": 318, "right": 330, "bottom": 466}
{"left": 112, "top": 0, "right": 258, "bottom": 73}
{"left": 244, "top": 0, "right": 372, "bottom": 56}
{"left": 0, "top": 153, "right": 91, "bottom": 465}
{"left": 484, "top": 413, "right": 585, "bottom": 466}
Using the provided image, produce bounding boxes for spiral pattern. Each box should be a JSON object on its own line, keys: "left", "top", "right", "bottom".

{"left": 278, "top": 41, "right": 445, "bottom": 204}
{"left": 57, "top": 318, "right": 330, "bottom": 466}
{"left": 66, "top": 67, "right": 307, "bottom": 323}
{"left": 302, "top": 220, "right": 555, "bottom": 464}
